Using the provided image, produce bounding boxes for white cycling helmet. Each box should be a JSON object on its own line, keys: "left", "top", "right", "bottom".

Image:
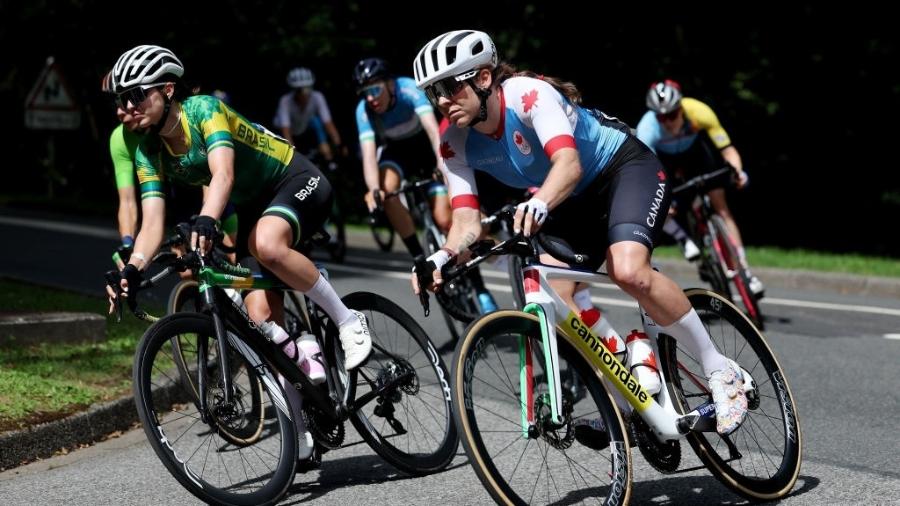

{"left": 646, "top": 79, "right": 683, "bottom": 114}
{"left": 111, "top": 45, "right": 183, "bottom": 93}
{"left": 287, "top": 67, "right": 315, "bottom": 88}
{"left": 413, "top": 29, "right": 497, "bottom": 90}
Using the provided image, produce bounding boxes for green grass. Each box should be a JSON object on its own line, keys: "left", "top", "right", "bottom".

{"left": 0, "top": 279, "right": 156, "bottom": 432}
{"left": 653, "top": 245, "right": 900, "bottom": 278}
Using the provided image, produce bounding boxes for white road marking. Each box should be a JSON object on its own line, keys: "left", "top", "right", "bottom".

{"left": 884, "top": 334, "right": 900, "bottom": 340}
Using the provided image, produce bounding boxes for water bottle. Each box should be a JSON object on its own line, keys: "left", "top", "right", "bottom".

{"left": 259, "top": 321, "right": 305, "bottom": 365}
{"left": 625, "top": 330, "right": 661, "bottom": 395}
{"left": 579, "top": 308, "right": 627, "bottom": 362}
{"left": 224, "top": 288, "right": 245, "bottom": 309}
{"left": 297, "top": 331, "right": 326, "bottom": 385}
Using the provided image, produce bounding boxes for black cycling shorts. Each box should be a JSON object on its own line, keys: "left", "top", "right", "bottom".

{"left": 378, "top": 131, "right": 438, "bottom": 181}
{"left": 655, "top": 132, "right": 726, "bottom": 181}
{"left": 234, "top": 153, "right": 333, "bottom": 260}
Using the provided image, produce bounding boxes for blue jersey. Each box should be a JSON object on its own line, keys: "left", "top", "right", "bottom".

{"left": 635, "top": 97, "right": 732, "bottom": 155}
{"left": 441, "top": 76, "right": 627, "bottom": 206}
{"left": 355, "top": 77, "right": 434, "bottom": 143}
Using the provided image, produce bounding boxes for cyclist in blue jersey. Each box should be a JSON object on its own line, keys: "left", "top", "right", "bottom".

{"left": 354, "top": 57, "right": 497, "bottom": 312}
{"left": 637, "top": 79, "right": 763, "bottom": 296}
{"left": 411, "top": 30, "right": 748, "bottom": 436}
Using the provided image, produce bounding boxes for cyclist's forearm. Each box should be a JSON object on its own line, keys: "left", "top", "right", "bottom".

{"left": 361, "top": 141, "right": 380, "bottom": 190}
{"left": 444, "top": 207, "right": 482, "bottom": 255}
{"left": 131, "top": 198, "right": 166, "bottom": 269}
{"left": 202, "top": 149, "right": 236, "bottom": 220}
{"left": 721, "top": 146, "right": 743, "bottom": 172}
{"left": 324, "top": 121, "right": 342, "bottom": 148}
{"left": 117, "top": 187, "right": 138, "bottom": 240}
{"left": 534, "top": 148, "right": 582, "bottom": 209}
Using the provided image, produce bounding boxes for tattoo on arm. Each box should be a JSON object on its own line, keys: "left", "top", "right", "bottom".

{"left": 458, "top": 233, "right": 477, "bottom": 254}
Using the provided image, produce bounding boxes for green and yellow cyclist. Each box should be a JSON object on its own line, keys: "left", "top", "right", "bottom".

{"left": 637, "top": 79, "right": 763, "bottom": 297}
{"left": 353, "top": 57, "right": 497, "bottom": 312}
{"left": 101, "top": 71, "right": 237, "bottom": 269}
{"left": 103, "top": 47, "right": 374, "bottom": 464}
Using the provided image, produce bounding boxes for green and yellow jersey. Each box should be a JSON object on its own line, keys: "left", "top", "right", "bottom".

{"left": 135, "top": 95, "right": 294, "bottom": 205}
{"left": 110, "top": 124, "right": 144, "bottom": 189}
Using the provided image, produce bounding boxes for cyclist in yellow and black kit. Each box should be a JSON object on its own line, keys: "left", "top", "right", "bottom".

{"left": 636, "top": 79, "right": 763, "bottom": 297}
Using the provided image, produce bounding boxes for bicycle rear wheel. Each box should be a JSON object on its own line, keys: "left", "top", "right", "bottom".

{"left": 659, "top": 289, "right": 801, "bottom": 501}
{"left": 710, "top": 215, "right": 764, "bottom": 329}
{"left": 453, "top": 311, "right": 632, "bottom": 505}
{"left": 133, "top": 313, "right": 298, "bottom": 505}
{"left": 369, "top": 211, "right": 395, "bottom": 252}
{"left": 343, "top": 292, "right": 458, "bottom": 475}
{"left": 324, "top": 200, "right": 347, "bottom": 263}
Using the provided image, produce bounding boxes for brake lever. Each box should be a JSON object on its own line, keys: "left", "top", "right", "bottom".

{"left": 413, "top": 255, "right": 433, "bottom": 317}
{"left": 104, "top": 270, "right": 125, "bottom": 323}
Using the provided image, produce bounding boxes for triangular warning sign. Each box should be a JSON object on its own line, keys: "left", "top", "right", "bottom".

{"left": 26, "top": 58, "right": 78, "bottom": 112}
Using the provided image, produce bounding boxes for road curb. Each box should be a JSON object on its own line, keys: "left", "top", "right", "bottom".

{"left": 0, "top": 394, "right": 139, "bottom": 470}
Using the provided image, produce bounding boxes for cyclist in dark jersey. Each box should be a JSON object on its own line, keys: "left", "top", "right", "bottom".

{"left": 105, "top": 45, "right": 372, "bottom": 374}
{"left": 412, "top": 30, "right": 748, "bottom": 435}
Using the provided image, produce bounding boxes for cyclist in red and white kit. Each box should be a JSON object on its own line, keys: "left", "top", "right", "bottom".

{"left": 410, "top": 30, "right": 748, "bottom": 435}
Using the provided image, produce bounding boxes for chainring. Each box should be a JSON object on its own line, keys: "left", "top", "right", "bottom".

{"left": 302, "top": 403, "right": 345, "bottom": 450}
{"left": 630, "top": 411, "right": 681, "bottom": 473}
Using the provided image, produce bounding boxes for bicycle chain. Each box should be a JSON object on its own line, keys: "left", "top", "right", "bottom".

{"left": 630, "top": 411, "right": 681, "bottom": 473}
{"left": 301, "top": 404, "right": 345, "bottom": 450}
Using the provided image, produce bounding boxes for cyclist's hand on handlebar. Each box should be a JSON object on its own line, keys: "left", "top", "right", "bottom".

{"left": 365, "top": 189, "right": 383, "bottom": 213}
{"left": 190, "top": 215, "right": 218, "bottom": 256}
{"left": 514, "top": 197, "right": 549, "bottom": 237}
{"left": 105, "top": 264, "right": 143, "bottom": 314}
{"left": 735, "top": 169, "right": 749, "bottom": 189}
{"left": 411, "top": 249, "right": 453, "bottom": 294}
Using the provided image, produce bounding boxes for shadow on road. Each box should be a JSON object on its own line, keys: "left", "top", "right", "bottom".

{"left": 630, "top": 473, "right": 819, "bottom": 504}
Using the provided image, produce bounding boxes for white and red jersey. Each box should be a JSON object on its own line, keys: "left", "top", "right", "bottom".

{"left": 441, "top": 76, "right": 627, "bottom": 209}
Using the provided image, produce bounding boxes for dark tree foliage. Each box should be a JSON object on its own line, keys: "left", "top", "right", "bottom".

{"left": 1, "top": 2, "right": 896, "bottom": 254}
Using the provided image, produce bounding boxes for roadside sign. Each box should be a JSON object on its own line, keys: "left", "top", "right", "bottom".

{"left": 25, "top": 57, "right": 81, "bottom": 130}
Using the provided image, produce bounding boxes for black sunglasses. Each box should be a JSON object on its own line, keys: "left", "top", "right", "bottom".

{"left": 115, "top": 84, "right": 164, "bottom": 109}
{"left": 424, "top": 76, "right": 468, "bottom": 107}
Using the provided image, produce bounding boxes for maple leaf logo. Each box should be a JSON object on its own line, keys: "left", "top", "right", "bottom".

{"left": 522, "top": 89, "right": 539, "bottom": 113}
{"left": 643, "top": 351, "right": 657, "bottom": 368}
{"left": 514, "top": 132, "right": 524, "bottom": 145}
{"left": 602, "top": 336, "right": 619, "bottom": 353}
{"left": 657, "top": 170, "right": 667, "bottom": 181}
{"left": 440, "top": 141, "right": 455, "bottom": 160}
{"left": 626, "top": 330, "right": 648, "bottom": 343}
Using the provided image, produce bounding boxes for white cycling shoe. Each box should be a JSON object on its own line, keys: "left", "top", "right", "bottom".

{"left": 708, "top": 359, "right": 748, "bottom": 435}
{"left": 339, "top": 310, "right": 372, "bottom": 370}
{"left": 748, "top": 275, "right": 765, "bottom": 298}
{"left": 682, "top": 238, "right": 701, "bottom": 262}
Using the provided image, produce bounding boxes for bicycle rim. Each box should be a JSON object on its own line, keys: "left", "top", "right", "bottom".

{"left": 661, "top": 289, "right": 802, "bottom": 500}
{"left": 710, "top": 215, "right": 764, "bottom": 329}
{"left": 133, "top": 313, "right": 297, "bottom": 506}
{"left": 344, "top": 292, "right": 458, "bottom": 475}
{"left": 454, "top": 311, "right": 632, "bottom": 506}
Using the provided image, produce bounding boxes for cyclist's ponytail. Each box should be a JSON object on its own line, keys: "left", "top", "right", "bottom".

{"left": 493, "top": 62, "right": 582, "bottom": 105}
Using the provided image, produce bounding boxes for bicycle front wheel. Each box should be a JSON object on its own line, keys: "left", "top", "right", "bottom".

{"left": 133, "top": 313, "right": 298, "bottom": 506}
{"left": 344, "top": 292, "right": 459, "bottom": 475}
{"left": 659, "top": 288, "right": 802, "bottom": 501}
{"left": 454, "top": 311, "right": 632, "bottom": 505}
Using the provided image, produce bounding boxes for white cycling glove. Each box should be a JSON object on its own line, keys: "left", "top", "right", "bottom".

{"left": 425, "top": 249, "right": 452, "bottom": 271}
{"left": 516, "top": 197, "right": 549, "bottom": 232}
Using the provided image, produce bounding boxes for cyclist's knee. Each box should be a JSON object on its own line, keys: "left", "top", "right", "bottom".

{"left": 250, "top": 237, "right": 291, "bottom": 269}
{"left": 606, "top": 245, "right": 653, "bottom": 296}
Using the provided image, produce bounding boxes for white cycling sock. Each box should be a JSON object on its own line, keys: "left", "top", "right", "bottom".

{"left": 303, "top": 273, "right": 355, "bottom": 327}
{"left": 661, "top": 308, "right": 728, "bottom": 377}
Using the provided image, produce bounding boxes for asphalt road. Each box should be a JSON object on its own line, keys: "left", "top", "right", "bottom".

{"left": 1, "top": 212, "right": 899, "bottom": 505}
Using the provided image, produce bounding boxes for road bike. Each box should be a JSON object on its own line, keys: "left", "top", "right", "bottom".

{"left": 672, "top": 166, "right": 764, "bottom": 329}
{"left": 108, "top": 226, "right": 457, "bottom": 505}
{"left": 418, "top": 209, "right": 801, "bottom": 505}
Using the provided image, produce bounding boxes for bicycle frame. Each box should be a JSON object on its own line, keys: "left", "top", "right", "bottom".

{"left": 516, "top": 261, "right": 747, "bottom": 441}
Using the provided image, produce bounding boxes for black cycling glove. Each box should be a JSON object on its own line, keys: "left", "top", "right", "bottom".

{"left": 121, "top": 263, "right": 143, "bottom": 291}
{"left": 191, "top": 215, "right": 219, "bottom": 242}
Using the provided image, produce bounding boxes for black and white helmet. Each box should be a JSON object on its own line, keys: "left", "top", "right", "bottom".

{"left": 287, "top": 67, "right": 315, "bottom": 88}
{"left": 413, "top": 30, "right": 497, "bottom": 90}
{"left": 646, "top": 79, "right": 683, "bottom": 114}
{"left": 111, "top": 45, "right": 184, "bottom": 93}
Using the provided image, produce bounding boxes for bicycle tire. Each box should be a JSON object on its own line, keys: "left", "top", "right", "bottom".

{"left": 369, "top": 212, "right": 395, "bottom": 252}
{"left": 167, "top": 282, "right": 266, "bottom": 446}
{"left": 659, "top": 288, "right": 801, "bottom": 501}
{"left": 133, "top": 313, "right": 298, "bottom": 505}
{"left": 710, "top": 215, "right": 764, "bottom": 329}
{"left": 453, "top": 310, "right": 632, "bottom": 505}
{"left": 342, "top": 291, "right": 459, "bottom": 475}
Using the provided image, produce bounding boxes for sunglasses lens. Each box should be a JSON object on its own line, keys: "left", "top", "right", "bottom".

{"left": 117, "top": 87, "right": 147, "bottom": 108}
